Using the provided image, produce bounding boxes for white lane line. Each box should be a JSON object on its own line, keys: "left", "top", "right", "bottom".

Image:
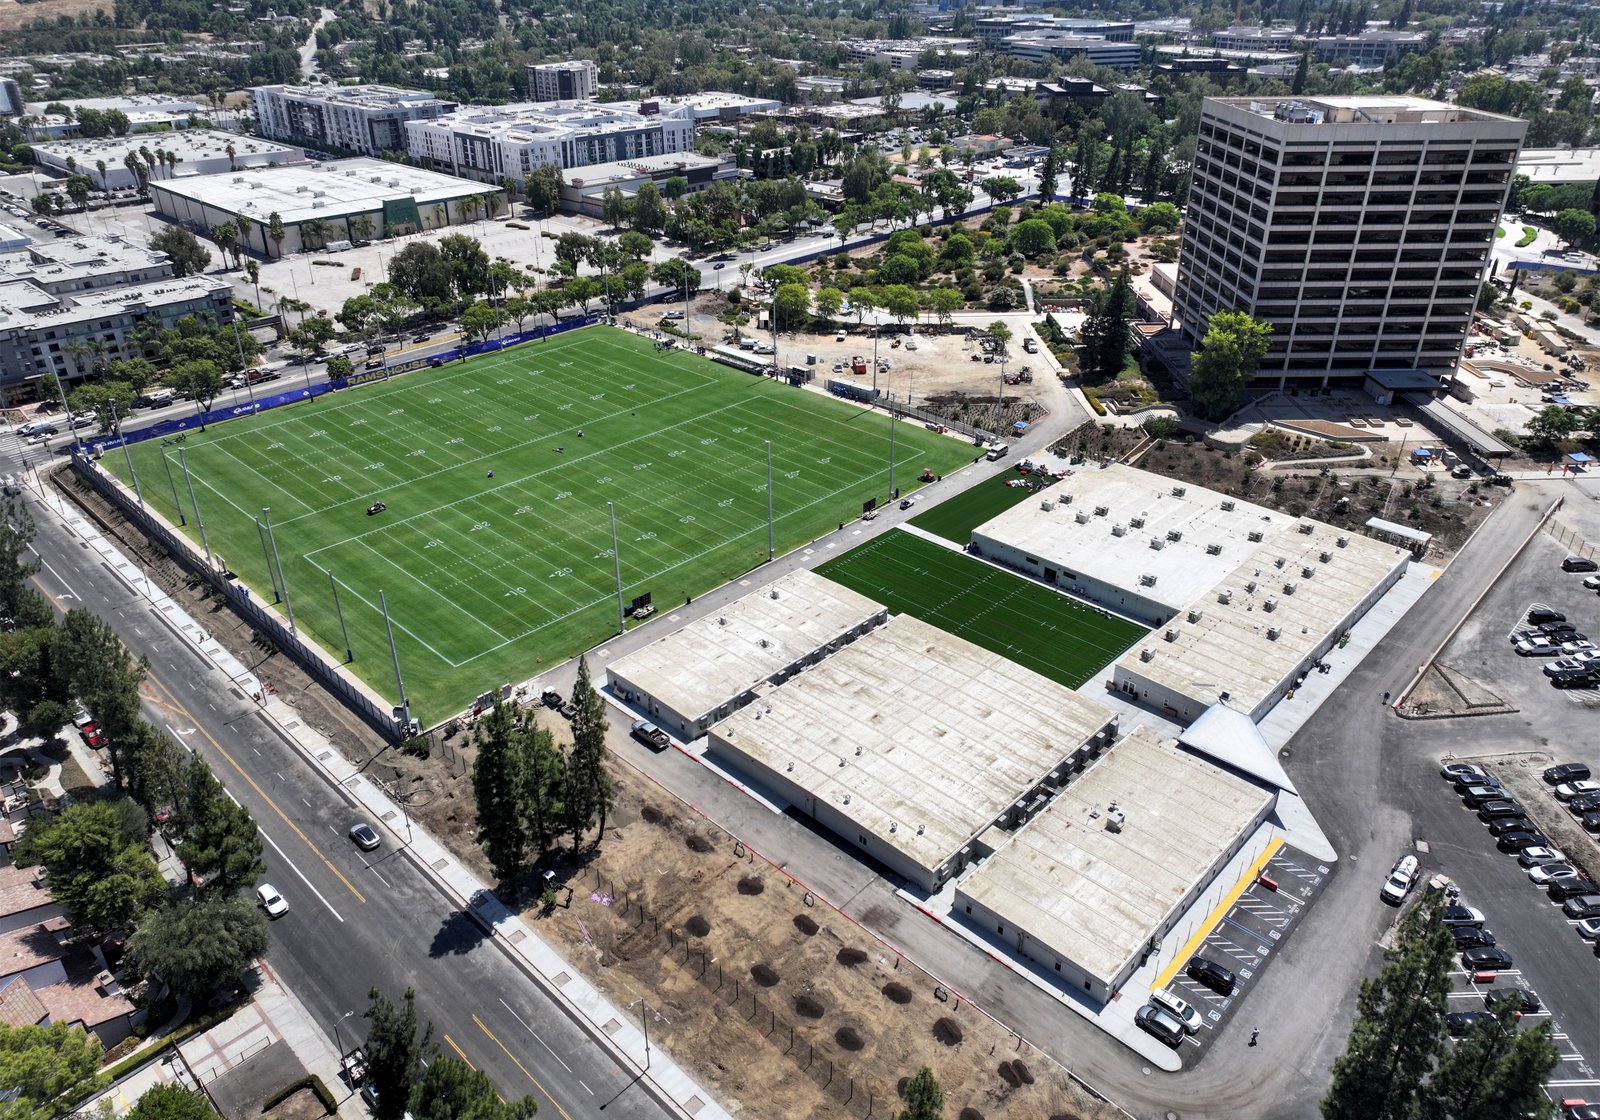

{"left": 498, "top": 998, "right": 572, "bottom": 1072}
{"left": 578, "top": 1080, "right": 592, "bottom": 1095}
{"left": 259, "top": 826, "right": 344, "bottom": 922}
{"left": 224, "top": 789, "right": 241, "bottom": 806}
{"left": 367, "top": 864, "right": 393, "bottom": 890}
{"left": 38, "top": 558, "right": 78, "bottom": 599}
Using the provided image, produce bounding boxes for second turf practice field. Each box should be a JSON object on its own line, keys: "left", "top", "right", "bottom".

{"left": 816, "top": 530, "right": 1147, "bottom": 689}
{"left": 118, "top": 328, "right": 975, "bottom": 721}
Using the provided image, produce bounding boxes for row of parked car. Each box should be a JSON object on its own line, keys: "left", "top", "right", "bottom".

{"left": 1442, "top": 760, "right": 1600, "bottom": 936}
{"left": 1511, "top": 604, "right": 1600, "bottom": 688}
{"left": 1133, "top": 957, "right": 1238, "bottom": 1047}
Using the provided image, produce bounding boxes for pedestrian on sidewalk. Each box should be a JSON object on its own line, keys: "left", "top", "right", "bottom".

{"left": 1250, "top": 1027, "right": 1259, "bottom": 1047}
{"left": 1382, "top": 690, "right": 1391, "bottom": 705}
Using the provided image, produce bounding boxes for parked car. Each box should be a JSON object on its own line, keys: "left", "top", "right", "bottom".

{"left": 1452, "top": 926, "right": 1497, "bottom": 950}
{"left": 1529, "top": 862, "right": 1580, "bottom": 885}
{"left": 1528, "top": 607, "right": 1567, "bottom": 624}
{"left": 1382, "top": 854, "right": 1420, "bottom": 904}
{"left": 1446, "top": 1010, "right": 1497, "bottom": 1035}
{"left": 256, "top": 882, "right": 289, "bottom": 918}
{"left": 1560, "top": 640, "right": 1599, "bottom": 657}
{"left": 1567, "top": 792, "right": 1600, "bottom": 815}
{"left": 1546, "top": 762, "right": 1593, "bottom": 784}
{"left": 1461, "top": 785, "right": 1508, "bottom": 808}
{"left": 1149, "top": 989, "right": 1202, "bottom": 1033}
{"left": 1486, "top": 816, "right": 1535, "bottom": 837}
{"left": 1582, "top": 811, "right": 1600, "bottom": 833}
{"left": 1442, "top": 905, "right": 1486, "bottom": 928}
{"left": 1514, "top": 637, "right": 1559, "bottom": 657}
{"left": 1561, "top": 895, "right": 1600, "bottom": 920}
{"left": 1548, "top": 878, "right": 1600, "bottom": 901}
{"left": 1478, "top": 801, "right": 1525, "bottom": 822}
{"left": 1484, "top": 986, "right": 1541, "bottom": 1014}
{"left": 1544, "top": 659, "right": 1596, "bottom": 677}
{"left": 1540, "top": 621, "right": 1581, "bottom": 638}
{"left": 1496, "top": 831, "right": 1549, "bottom": 853}
{"left": 1552, "top": 670, "right": 1600, "bottom": 689}
{"left": 1562, "top": 556, "right": 1599, "bottom": 572}
{"left": 1555, "top": 780, "right": 1600, "bottom": 802}
{"left": 1186, "top": 956, "right": 1236, "bottom": 995}
{"left": 1135, "top": 1004, "right": 1186, "bottom": 1047}
{"left": 1442, "top": 762, "right": 1489, "bottom": 783}
{"left": 348, "top": 822, "right": 380, "bottom": 851}
{"left": 629, "top": 719, "right": 670, "bottom": 751}
{"left": 1462, "top": 946, "right": 1514, "bottom": 970}
{"left": 540, "top": 690, "right": 564, "bottom": 709}
{"left": 1517, "top": 845, "right": 1566, "bottom": 867}
{"left": 1576, "top": 917, "right": 1600, "bottom": 940}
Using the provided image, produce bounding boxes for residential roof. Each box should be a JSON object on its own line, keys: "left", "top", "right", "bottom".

{"left": 0, "top": 866, "right": 55, "bottom": 921}
{"left": 35, "top": 976, "right": 134, "bottom": 1029}
{"left": 0, "top": 923, "right": 68, "bottom": 979}
{"left": 0, "top": 978, "right": 47, "bottom": 1029}
{"left": 957, "top": 726, "right": 1273, "bottom": 990}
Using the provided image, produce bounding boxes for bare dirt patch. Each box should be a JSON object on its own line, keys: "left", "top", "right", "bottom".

{"left": 260, "top": 1087, "right": 331, "bottom": 1120}
{"left": 0, "top": 0, "right": 111, "bottom": 31}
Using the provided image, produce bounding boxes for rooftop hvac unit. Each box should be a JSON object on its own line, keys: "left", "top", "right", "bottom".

{"left": 760, "top": 638, "right": 770, "bottom": 648}
{"left": 889, "top": 821, "right": 897, "bottom": 833}
{"left": 1248, "top": 530, "right": 1264, "bottom": 542}
{"left": 1301, "top": 565, "right": 1314, "bottom": 578}
{"left": 770, "top": 589, "right": 779, "bottom": 599}
{"left": 1264, "top": 597, "right": 1278, "bottom": 612}
{"left": 1171, "top": 486, "right": 1186, "bottom": 497}
{"left": 1150, "top": 537, "right": 1164, "bottom": 550}
{"left": 1075, "top": 510, "right": 1090, "bottom": 524}
{"left": 1267, "top": 625, "right": 1281, "bottom": 640}
{"left": 1283, "top": 581, "right": 1297, "bottom": 595}
{"left": 370, "top": 174, "right": 384, "bottom": 182}
{"left": 1337, "top": 535, "right": 1349, "bottom": 548}
{"left": 388, "top": 178, "right": 401, "bottom": 187}
{"left": 1220, "top": 499, "right": 1235, "bottom": 511}
{"left": 1246, "top": 579, "right": 1257, "bottom": 592}
{"left": 1130, "top": 516, "right": 1145, "bottom": 528}
{"left": 1139, "top": 647, "right": 1155, "bottom": 662}
{"left": 718, "top": 617, "right": 727, "bottom": 626}
{"left": 1059, "top": 493, "right": 1072, "bottom": 505}
{"left": 1041, "top": 499, "right": 1055, "bottom": 512}
{"left": 1164, "top": 628, "right": 1179, "bottom": 642}
{"left": 1105, "top": 804, "right": 1125, "bottom": 831}
{"left": 295, "top": 184, "right": 308, "bottom": 192}
{"left": 1299, "top": 523, "right": 1314, "bottom": 534}
{"left": 916, "top": 824, "right": 925, "bottom": 835}
{"left": 232, "top": 176, "right": 243, "bottom": 183}
{"left": 1274, "top": 556, "right": 1287, "bottom": 569}
{"left": 1188, "top": 608, "right": 1203, "bottom": 623}
{"left": 1167, "top": 529, "right": 1183, "bottom": 542}
{"left": 1139, "top": 573, "right": 1158, "bottom": 586}
{"left": 1111, "top": 523, "right": 1125, "bottom": 536}
{"left": 312, "top": 200, "right": 325, "bottom": 208}
{"left": 1094, "top": 505, "right": 1109, "bottom": 517}
{"left": 1218, "top": 588, "right": 1233, "bottom": 604}
{"left": 1205, "top": 543, "right": 1222, "bottom": 555}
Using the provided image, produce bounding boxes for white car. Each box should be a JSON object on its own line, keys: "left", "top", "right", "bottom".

{"left": 1583, "top": 575, "right": 1600, "bottom": 591}
{"left": 1514, "top": 637, "right": 1559, "bottom": 657}
{"left": 1555, "top": 780, "right": 1600, "bottom": 801}
{"left": 753, "top": 342, "right": 775, "bottom": 355}
{"left": 68, "top": 410, "right": 97, "bottom": 429}
{"left": 256, "top": 883, "right": 289, "bottom": 918}
{"left": 1577, "top": 917, "right": 1600, "bottom": 940}
{"left": 1149, "top": 988, "right": 1202, "bottom": 1033}
{"left": 1517, "top": 845, "right": 1566, "bottom": 867}
{"left": 1559, "top": 640, "right": 1598, "bottom": 657}
{"left": 1381, "top": 854, "right": 1419, "bottom": 904}
{"left": 1529, "top": 862, "right": 1580, "bottom": 885}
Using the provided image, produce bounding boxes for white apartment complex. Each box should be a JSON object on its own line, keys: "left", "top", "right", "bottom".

{"left": 252, "top": 84, "right": 457, "bottom": 157}
{"left": 404, "top": 101, "right": 695, "bottom": 188}
{"left": 527, "top": 59, "right": 599, "bottom": 102}
{"left": 1173, "top": 96, "right": 1525, "bottom": 386}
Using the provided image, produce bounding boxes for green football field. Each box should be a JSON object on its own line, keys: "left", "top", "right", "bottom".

{"left": 908, "top": 475, "right": 1043, "bottom": 543}
{"left": 815, "top": 530, "right": 1147, "bottom": 689}
{"left": 115, "top": 328, "right": 975, "bottom": 722}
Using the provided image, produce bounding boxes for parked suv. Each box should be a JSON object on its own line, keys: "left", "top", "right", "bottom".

{"left": 1562, "top": 556, "right": 1599, "bottom": 572}
{"left": 1135, "top": 1004, "right": 1185, "bottom": 1047}
{"left": 1545, "top": 762, "right": 1592, "bottom": 784}
{"left": 1548, "top": 878, "right": 1600, "bottom": 901}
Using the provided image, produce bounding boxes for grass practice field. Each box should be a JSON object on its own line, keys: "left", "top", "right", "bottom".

{"left": 816, "top": 530, "right": 1147, "bottom": 689}
{"left": 116, "top": 328, "right": 975, "bottom": 721}
{"left": 908, "top": 475, "right": 1043, "bottom": 543}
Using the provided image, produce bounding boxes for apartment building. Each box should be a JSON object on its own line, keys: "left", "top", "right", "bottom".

{"left": 1173, "top": 96, "right": 1526, "bottom": 386}
{"left": 527, "top": 59, "right": 599, "bottom": 102}
{"left": 251, "top": 84, "right": 457, "bottom": 157}
{"left": 1314, "top": 31, "right": 1427, "bottom": 64}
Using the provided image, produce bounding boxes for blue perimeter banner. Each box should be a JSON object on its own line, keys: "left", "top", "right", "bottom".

{"left": 84, "top": 315, "right": 598, "bottom": 456}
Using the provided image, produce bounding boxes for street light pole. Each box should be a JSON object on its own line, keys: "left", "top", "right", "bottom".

{"left": 332, "top": 1010, "right": 355, "bottom": 1062}
{"left": 329, "top": 568, "right": 353, "bottom": 662}
{"left": 176, "top": 448, "right": 212, "bottom": 567}
{"left": 262, "top": 506, "right": 294, "bottom": 631}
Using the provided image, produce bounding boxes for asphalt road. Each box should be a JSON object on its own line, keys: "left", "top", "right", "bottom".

{"left": 22, "top": 494, "right": 670, "bottom": 1120}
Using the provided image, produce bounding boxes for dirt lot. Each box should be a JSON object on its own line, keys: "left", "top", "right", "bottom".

{"left": 0, "top": 0, "right": 108, "bottom": 29}
{"left": 1445, "top": 752, "right": 1598, "bottom": 882}
{"left": 530, "top": 765, "right": 1121, "bottom": 1120}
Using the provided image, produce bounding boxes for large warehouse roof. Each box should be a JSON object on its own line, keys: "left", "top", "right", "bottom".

{"left": 973, "top": 464, "right": 1296, "bottom": 615}
{"left": 958, "top": 726, "right": 1273, "bottom": 990}
{"left": 32, "top": 130, "right": 303, "bottom": 174}
{"left": 606, "top": 571, "right": 885, "bottom": 725}
{"left": 147, "top": 158, "right": 484, "bottom": 225}
{"left": 711, "top": 614, "right": 1115, "bottom": 875}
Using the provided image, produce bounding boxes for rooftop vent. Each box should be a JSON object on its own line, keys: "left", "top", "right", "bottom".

{"left": 917, "top": 824, "right": 925, "bottom": 835}
{"left": 838, "top": 757, "right": 846, "bottom": 768}
{"left": 1166, "top": 529, "right": 1183, "bottom": 542}
{"left": 842, "top": 793, "right": 851, "bottom": 803}
{"left": 1188, "top": 608, "right": 1203, "bottom": 623}
{"left": 1111, "top": 523, "right": 1125, "bottom": 536}
{"left": 1218, "top": 588, "right": 1233, "bottom": 604}
{"left": 1041, "top": 499, "right": 1055, "bottom": 512}
{"left": 1205, "top": 542, "right": 1222, "bottom": 555}
{"left": 1220, "top": 499, "right": 1235, "bottom": 511}
{"left": 759, "top": 638, "right": 770, "bottom": 648}
{"left": 718, "top": 617, "right": 727, "bottom": 626}
{"left": 770, "top": 589, "right": 779, "bottom": 599}
{"left": 1139, "top": 647, "right": 1155, "bottom": 662}
{"left": 1171, "top": 486, "right": 1186, "bottom": 497}
{"left": 1245, "top": 579, "right": 1257, "bottom": 592}
{"left": 1283, "top": 581, "right": 1297, "bottom": 595}
{"left": 854, "top": 745, "right": 862, "bottom": 756}
{"left": 1301, "top": 565, "right": 1314, "bottom": 578}
{"left": 1059, "top": 493, "right": 1072, "bottom": 505}
{"left": 1298, "top": 522, "right": 1314, "bottom": 534}
{"left": 1105, "top": 804, "right": 1125, "bottom": 831}
{"left": 1267, "top": 625, "right": 1281, "bottom": 640}
{"left": 1248, "top": 529, "right": 1264, "bottom": 542}
{"left": 889, "top": 821, "right": 897, "bottom": 833}
{"left": 786, "top": 761, "right": 794, "bottom": 772}
{"left": 1093, "top": 505, "right": 1109, "bottom": 517}
{"left": 1264, "top": 596, "right": 1278, "bottom": 612}
{"left": 1337, "top": 535, "right": 1349, "bottom": 548}
{"left": 1139, "top": 573, "right": 1158, "bottom": 586}
{"left": 1274, "top": 556, "right": 1287, "bottom": 569}
{"left": 1164, "top": 627, "right": 1179, "bottom": 642}
{"left": 1149, "top": 537, "right": 1164, "bottom": 550}
{"left": 1130, "top": 516, "right": 1145, "bottom": 529}
{"left": 1075, "top": 510, "right": 1090, "bottom": 524}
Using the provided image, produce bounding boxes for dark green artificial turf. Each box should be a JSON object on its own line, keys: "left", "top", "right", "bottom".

{"left": 115, "top": 327, "right": 974, "bottom": 721}
{"left": 907, "top": 474, "right": 1044, "bottom": 543}
{"left": 815, "top": 529, "right": 1147, "bottom": 688}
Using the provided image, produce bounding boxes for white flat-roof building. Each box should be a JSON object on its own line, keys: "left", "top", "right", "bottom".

{"left": 32, "top": 130, "right": 305, "bottom": 191}
{"left": 405, "top": 101, "right": 696, "bottom": 188}
{"left": 955, "top": 726, "right": 1274, "bottom": 1003}
{"left": 21, "top": 94, "right": 206, "bottom": 139}
{"left": 0, "top": 274, "right": 233, "bottom": 394}
{"left": 999, "top": 32, "right": 1142, "bottom": 69}
{"left": 527, "top": 59, "right": 599, "bottom": 103}
{"left": 0, "top": 234, "right": 173, "bottom": 294}
{"left": 559, "top": 153, "right": 735, "bottom": 216}
{"left": 608, "top": 92, "right": 782, "bottom": 123}
{"left": 251, "top": 84, "right": 458, "bottom": 158}
{"left": 607, "top": 571, "right": 888, "bottom": 742}
{"left": 707, "top": 614, "right": 1118, "bottom": 893}
{"left": 148, "top": 159, "right": 490, "bottom": 258}
{"left": 1516, "top": 146, "right": 1600, "bottom": 187}
{"left": 971, "top": 465, "right": 1298, "bottom": 625}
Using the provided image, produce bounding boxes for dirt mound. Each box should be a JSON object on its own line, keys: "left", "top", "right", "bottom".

{"left": 834, "top": 1027, "right": 865, "bottom": 1051}
{"left": 882, "top": 982, "right": 913, "bottom": 1005}
{"left": 959, "top": 1110, "right": 986, "bottom": 1120}
{"left": 685, "top": 834, "right": 713, "bottom": 853}
{"left": 794, "top": 994, "right": 825, "bottom": 1019}
{"left": 684, "top": 915, "right": 710, "bottom": 937}
{"left": 641, "top": 805, "right": 665, "bottom": 825}
{"left": 737, "top": 876, "right": 765, "bottom": 895}
{"left": 933, "top": 1018, "right": 964, "bottom": 1046}
{"left": 792, "top": 914, "right": 819, "bottom": 936}
{"left": 750, "top": 962, "right": 780, "bottom": 987}
{"left": 999, "top": 1062, "right": 1023, "bottom": 1088}
{"left": 836, "top": 947, "right": 868, "bottom": 967}
{"left": 1011, "top": 1060, "right": 1034, "bottom": 1085}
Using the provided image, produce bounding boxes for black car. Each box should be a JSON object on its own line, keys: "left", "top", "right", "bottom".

{"left": 1548, "top": 878, "right": 1600, "bottom": 901}
{"left": 1496, "top": 830, "right": 1549, "bottom": 853}
{"left": 1568, "top": 791, "right": 1600, "bottom": 815}
{"left": 1478, "top": 801, "right": 1525, "bottom": 822}
{"left": 1441, "top": 905, "right": 1486, "bottom": 928}
{"left": 1528, "top": 607, "right": 1567, "bottom": 625}
{"left": 1545, "top": 762, "right": 1593, "bottom": 784}
{"left": 1484, "top": 986, "right": 1541, "bottom": 1014}
{"left": 1553, "top": 671, "right": 1600, "bottom": 689}
{"left": 1462, "top": 946, "right": 1514, "bottom": 971}
{"left": 1584, "top": 811, "right": 1600, "bottom": 834}
{"left": 412, "top": 333, "right": 430, "bottom": 343}
{"left": 1486, "top": 816, "right": 1535, "bottom": 837}
{"left": 1186, "top": 956, "right": 1236, "bottom": 995}
{"left": 1461, "top": 785, "right": 1508, "bottom": 808}
{"left": 1562, "top": 556, "right": 1599, "bottom": 572}
{"left": 1446, "top": 1010, "right": 1497, "bottom": 1036}
{"left": 1451, "top": 927, "right": 1497, "bottom": 949}
{"left": 540, "top": 689, "right": 564, "bottom": 709}
{"left": 1562, "top": 895, "right": 1600, "bottom": 919}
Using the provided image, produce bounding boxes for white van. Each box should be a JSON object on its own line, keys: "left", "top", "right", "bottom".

{"left": 143, "top": 387, "right": 177, "bottom": 407}
{"left": 985, "top": 442, "right": 1009, "bottom": 461}
{"left": 1381, "top": 854, "right": 1419, "bottom": 904}
{"left": 1149, "top": 989, "right": 1202, "bottom": 1033}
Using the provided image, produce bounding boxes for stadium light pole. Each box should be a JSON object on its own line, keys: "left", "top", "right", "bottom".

{"left": 328, "top": 568, "right": 353, "bottom": 662}
{"left": 262, "top": 506, "right": 295, "bottom": 632}
{"left": 380, "top": 589, "right": 410, "bottom": 727}
{"left": 255, "top": 518, "right": 281, "bottom": 602}
{"left": 108, "top": 402, "right": 144, "bottom": 509}
{"left": 765, "top": 440, "right": 774, "bottom": 562}
{"left": 608, "top": 501, "right": 624, "bottom": 636}
{"left": 177, "top": 448, "right": 212, "bottom": 568}
{"left": 159, "top": 451, "right": 186, "bottom": 524}
{"left": 887, "top": 405, "right": 897, "bottom": 503}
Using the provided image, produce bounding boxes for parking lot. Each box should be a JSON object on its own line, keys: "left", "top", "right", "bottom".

{"left": 1155, "top": 844, "right": 1331, "bottom": 1059}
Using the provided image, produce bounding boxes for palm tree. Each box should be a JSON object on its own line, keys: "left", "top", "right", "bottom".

{"left": 226, "top": 142, "right": 237, "bottom": 171}
{"left": 244, "top": 260, "right": 261, "bottom": 310}
{"left": 163, "top": 150, "right": 176, "bottom": 179}
{"left": 95, "top": 159, "right": 108, "bottom": 191}
{"left": 265, "top": 212, "right": 286, "bottom": 258}
{"left": 139, "top": 145, "right": 155, "bottom": 180}
{"left": 433, "top": 203, "right": 447, "bottom": 228}
{"left": 349, "top": 214, "right": 375, "bottom": 243}
{"left": 301, "top": 218, "right": 329, "bottom": 251}
{"left": 211, "top": 221, "right": 239, "bottom": 269}
{"left": 64, "top": 156, "right": 76, "bottom": 175}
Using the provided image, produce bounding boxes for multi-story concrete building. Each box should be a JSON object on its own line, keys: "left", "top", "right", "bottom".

{"left": 1314, "top": 31, "right": 1427, "bottom": 64}
{"left": 0, "top": 234, "right": 174, "bottom": 295}
{"left": 1212, "top": 25, "right": 1300, "bottom": 51}
{"left": 998, "top": 32, "right": 1141, "bottom": 69}
{"left": 1173, "top": 96, "right": 1525, "bottom": 387}
{"left": 251, "top": 84, "right": 457, "bottom": 158}
{"left": 527, "top": 59, "right": 599, "bottom": 102}
{"left": 0, "top": 274, "right": 233, "bottom": 395}
{"left": 405, "top": 101, "right": 695, "bottom": 188}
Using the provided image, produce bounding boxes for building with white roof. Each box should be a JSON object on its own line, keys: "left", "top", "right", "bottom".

{"left": 0, "top": 274, "right": 232, "bottom": 395}
{"left": 607, "top": 93, "right": 781, "bottom": 123}
{"left": 1516, "top": 146, "right": 1600, "bottom": 188}
{"left": 706, "top": 613, "right": 1118, "bottom": 893}
{"left": 0, "top": 234, "right": 173, "bottom": 294}
{"left": 999, "top": 32, "right": 1142, "bottom": 69}
{"left": 21, "top": 95, "right": 206, "bottom": 139}
{"left": 251, "top": 84, "right": 458, "bottom": 158}
{"left": 527, "top": 59, "right": 599, "bottom": 103}
{"left": 405, "top": 101, "right": 695, "bottom": 189}
{"left": 559, "top": 153, "right": 735, "bottom": 216}
{"left": 607, "top": 571, "right": 888, "bottom": 742}
{"left": 147, "top": 159, "right": 492, "bottom": 258}
{"left": 32, "top": 130, "right": 305, "bottom": 191}
{"left": 955, "top": 725, "right": 1273, "bottom": 1003}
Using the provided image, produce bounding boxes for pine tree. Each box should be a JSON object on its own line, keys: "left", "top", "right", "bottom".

{"left": 1424, "top": 1008, "right": 1558, "bottom": 1120}
{"left": 524, "top": 718, "right": 566, "bottom": 860}
{"left": 896, "top": 1067, "right": 944, "bottom": 1120}
{"left": 1038, "top": 145, "right": 1059, "bottom": 204}
{"left": 1321, "top": 893, "right": 1456, "bottom": 1120}
{"left": 1077, "top": 269, "right": 1136, "bottom": 381}
{"left": 472, "top": 700, "right": 530, "bottom": 891}
{"left": 565, "top": 657, "right": 615, "bottom": 850}
{"left": 176, "top": 758, "right": 265, "bottom": 895}
{"left": 364, "top": 987, "right": 434, "bottom": 1120}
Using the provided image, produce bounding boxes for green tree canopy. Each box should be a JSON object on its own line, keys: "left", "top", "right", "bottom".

{"left": 895, "top": 1066, "right": 944, "bottom": 1120}
{"left": 0, "top": 1021, "right": 106, "bottom": 1118}
{"left": 364, "top": 987, "right": 434, "bottom": 1120}
{"left": 175, "top": 758, "right": 264, "bottom": 895}
{"left": 1008, "top": 218, "right": 1056, "bottom": 258}
{"left": 127, "top": 1082, "right": 217, "bottom": 1120}
{"left": 126, "top": 895, "right": 270, "bottom": 999}
{"left": 411, "top": 1055, "right": 536, "bottom": 1120}
{"left": 17, "top": 800, "right": 165, "bottom": 937}
{"left": 1188, "top": 310, "right": 1273, "bottom": 422}
{"left": 1554, "top": 207, "right": 1595, "bottom": 247}
{"left": 1078, "top": 269, "right": 1136, "bottom": 381}
{"left": 149, "top": 228, "right": 211, "bottom": 277}
{"left": 1525, "top": 405, "right": 1578, "bottom": 447}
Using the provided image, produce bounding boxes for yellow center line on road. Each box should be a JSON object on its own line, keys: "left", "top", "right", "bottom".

{"left": 442, "top": 1034, "right": 476, "bottom": 1069}
{"left": 472, "top": 1012, "right": 577, "bottom": 1120}
{"left": 142, "top": 673, "right": 367, "bottom": 905}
